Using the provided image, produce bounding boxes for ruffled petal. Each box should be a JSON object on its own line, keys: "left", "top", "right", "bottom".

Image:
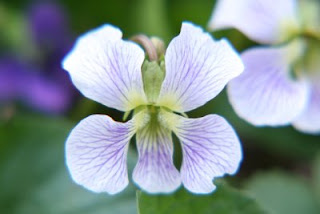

{"left": 62, "top": 24, "right": 147, "bottom": 112}
{"left": 133, "top": 119, "right": 181, "bottom": 193}
{"left": 66, "top": 115, "right": 135, "bottom": 194}
{"left": 173, "top": 114, "right": 242, "bottom": 194}
{"left": 228, "top": 45, "right": 310, "bottom": 126}
{"left": 208, "top": 0, "right": 300, "bottom": 44}
{"left": 293, "top": 84, "right": 320, "bottom": 134}
{"left": 157, "top": 22, "right": 243, "bottom": 112}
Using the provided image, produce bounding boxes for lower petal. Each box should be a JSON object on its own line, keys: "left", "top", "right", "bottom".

{"left": 228, "top": 45, "right": 310, "bottom": 126}
{"left": 173, "top": 114, "right": 242, "bottom": 194}
{"left": 293, "top": 85, "right": 320, "bottom": 134}
{"left": 133, "top": 123, "right": 181, "bottom": 193}
{"left": 66, "top": 115, "right": 135, "bottom": 194}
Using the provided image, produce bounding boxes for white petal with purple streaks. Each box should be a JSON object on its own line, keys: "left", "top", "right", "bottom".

{"left": 66, "top": 115, "right": 135, "bottom": 194}
{"left": 133, "top": 120, "right": 181, "bottom": 193}
{"left": 293, "top": 84, "right": 320, "bottom": 134}
{"left": 157, "top": 22, "right": 244, "bottom": 112}
{"left": 208, "top": 0, "right": 299, "bottom": 44}
{"left": 62, "top": 24, "right": 147, "bottom": 112}
{"left": 228, "top": 45, "right": 310, "bottom": 126}
{"left": 173, "top": 114, "right": 242, "bottom": 194}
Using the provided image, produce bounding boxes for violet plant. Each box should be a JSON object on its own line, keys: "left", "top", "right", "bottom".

{"left": 62, "top": 22, "right": 244, "bottom": 194}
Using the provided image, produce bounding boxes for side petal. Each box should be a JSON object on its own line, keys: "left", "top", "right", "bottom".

{"left": 228, "top": 45, "right": 310, "bottom": 126}
{"left": 173, "top": 114, "right": 242, "bottom": 194}
{"left": 208, "top": 0, "right": 300, "bottom": 44}
{"left": 157, "top": 22, "right": 243, "bottom": 112}
{"left": 293, "top": 84, "right": 320, "bottom": 134}
{"left": 133, "top": 122, "right": 181, "bottom": 193}
{"left": 62, "top": 24, "right": 147, "bottom": 112}
{"left": 66, "top": 115, "right": 135, "bottom": 194}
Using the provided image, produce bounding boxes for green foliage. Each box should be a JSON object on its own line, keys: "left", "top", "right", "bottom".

{"left": 312, "top": 154, "right": 320, "bottom": 204}
{"left": 244, "top": 171, "right": 319, "bottom": 214}
{"left": 137, "top": 182, "right": 267, "bottom": 214}
{"left": 0, "top": 114, "right": 137, "bottom": 214}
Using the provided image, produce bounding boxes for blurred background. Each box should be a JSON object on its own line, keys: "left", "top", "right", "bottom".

{"left": 0, "top": 0, "right": 319, "bottom": 213}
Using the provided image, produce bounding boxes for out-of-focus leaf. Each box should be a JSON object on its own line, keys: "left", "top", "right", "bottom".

{"left": 0, "top": 3, "right": 35, "bottom": 56}
{"left": 244, "top": 171, "right": 319, "bottom": 214}
{"left": 137, "top": 182, "right": 267, "bottom": 214}
{"left": 0, "top": 114, "right": 137, "bottom": 214}
{"left": 129, "top": 0, "right": 171, "bottom": 42}
{"left": 313, "top": 154, "right": 320, "bottom": 204}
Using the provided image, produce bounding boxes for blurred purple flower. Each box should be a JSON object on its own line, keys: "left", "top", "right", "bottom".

{"left": 0, "top": 2, "right": 75, "bottom": 114}
{"left": 0, "top": 56, "right": 73, "bottom": 113}
{"left": 29, "top": 2, "right": 70, "bottom": 49}
{"left": 209, "top": 0, "right": 320, "bottom": 134}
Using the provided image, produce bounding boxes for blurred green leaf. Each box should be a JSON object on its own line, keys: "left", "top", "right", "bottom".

{"left": 0, "top": 114, "right": 137, "bottom": 214}
{"left": 312, "top": 154, "right": 320, "bottom": 204}
{"left": 137, "top": 182, "right": 267, "bottom": 214}
{"left": 129, "top": 0, "right": 171, "bottom": 41}
{"left": 244, "top": 171, "right": 319, "bottom": 214}
{"left": 0, "top": 3, "right": 35, "bottom": 57}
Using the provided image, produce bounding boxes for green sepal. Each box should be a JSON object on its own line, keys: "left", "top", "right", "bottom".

{"left": 293, "top": 37, "right": 320, "bottom": 79}
{"left": 142, "top": 60, "right": 165, "bottom": 103}
{"left": 122, "top": 110, "right": 132, "bottom": 121}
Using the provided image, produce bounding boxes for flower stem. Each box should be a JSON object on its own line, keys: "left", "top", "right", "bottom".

{"left": 131, "top": 34, "right": 158, "bottom": 61}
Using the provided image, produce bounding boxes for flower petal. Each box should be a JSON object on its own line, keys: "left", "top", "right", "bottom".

{"left": 66, "top": 115, "right": 135, "bottom": 194}
{"left": 173, "top": 114, "right": 242, "bottom": 194}
{"left": 133, "top": 120, "right": 181, "bottom": 193}
{"left": 293, "top": 84, "right": 320, "bottom": 134}
{"left": 228, "top": 45, "right": 310, "bottom": 126}
{"left": 208, "top": 0, "right": 299, "bottom": 44}
{"left": 62, "top": 24, "right": 147, "bottom": 112}
{"left": 157, "top": 22, "right": 243, "bottom": 112}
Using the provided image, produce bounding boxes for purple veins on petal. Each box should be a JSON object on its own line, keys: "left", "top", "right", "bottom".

{"left": 62, "top": 24, "right": 147, "bottom": 111}
{"left": 63, "top": 21, "right": 244, "bottom": 195}
{"left": 133, "top": 123, "right": 181, "bottom": 193}
{"left": 173, "top": 113, "right": 242, "bottom": 194}
{"left": 228, "top": 45, "right": 310, "bottom": 126}
{"left": 157, "top": 22, "right": 244, "bottom": 112}
{"left": 66, "top": 115, "right": 135, "bottom": 194}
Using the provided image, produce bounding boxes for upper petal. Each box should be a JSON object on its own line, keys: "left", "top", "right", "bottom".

{"left": 208, "top": 0, "right": 300, "bottom": 44}
{"left": 157, "top": 22, "right": 244, "bottom": 112}
{"left": 62, "top": 24, "right": 147, "bottom": 112}
{"left": 66, "top": 115, "right": 135, "bottom": 194}
{"left": 172, "top": 113, "right": 242, "bottom": 194}
{"left": 133, "top": 117, "right": 181, "bottom": 193}
{"left": 293, "top": 84, "right": 320, "bottom": 134}
{"left": 228, "top": 44, "right": 310, "bottom": 126}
